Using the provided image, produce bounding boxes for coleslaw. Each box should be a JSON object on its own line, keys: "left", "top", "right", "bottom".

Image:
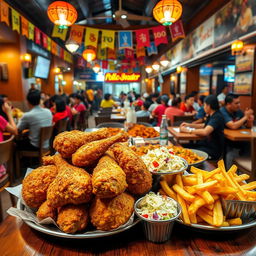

{"left": 141, "top": 146, "right": 187, "bottom": 173}
{"left": 136, "top": 192, "right": 178, "bottom": 221}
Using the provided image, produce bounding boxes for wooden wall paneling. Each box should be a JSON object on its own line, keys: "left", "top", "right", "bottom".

{"left": 186, "top": 66, "right": 199, "bottom": 94}
{"left": 161, "top": 74, "right": 170, "bottom": 95}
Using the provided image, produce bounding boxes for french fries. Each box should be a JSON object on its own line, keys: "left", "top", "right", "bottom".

{"left": 159, "top": 160, "right": 255, "bottom": 228}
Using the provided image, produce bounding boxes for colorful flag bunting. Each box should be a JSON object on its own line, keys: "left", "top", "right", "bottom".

{"left": 35, "top": 27, "right": 41, "bottom": 45}
{"left": 42, "top": 33, "right": 48, "bottom": 49}
{"left": 147, "top": 42, "right": 158, "bottom": 56}
{"left": 84, "top": 27, "right": 99, "bottom": 48}
{"left": 52, "top": 25, "right": 68, "bottom": 40}
{"left": 60, "top": 48, "right": 64, "bottom": 59}
{"left": 21, "top": 16, "right": 29, "bottom": 38}
{"left": 51, "top": 40, "right": 57, "bottom": 55}
{"left": 135, "top": 29, "right": 150, "bottom": 47}
{"left": 56, "top": 44, "right": 61, "bottom": 57}
{"left": 138, "top": 56, "right": 145, "bottom": 66}
{"left": 136, "top": 46, "right": 146, "bottom": 58}
{"left": 47, "top": 37, "right": 51, "bottom": 51}
{"left": 0, "top": 1, "right": 9, "bottom": 26}
{"left": 107, "top": 48, "right": 116, "bottom": 60}
{"left": 169, "top": 20, "right": 185, "bottom": 41}
{"left": 77, "top": 56, "right": 86, "bottom": 68}
{"left": 69, "top": 25, "right": 84, "bottom": 44}
{"left": 101, "top": 30, "right": 115, "bottom": 50}
{"left": 11, "top": 9, "right": 20, "bottom": 33}
{"left": 97, "top": 46, "right": 107, "bottom": 60}
{"left": 118, "top": 31, "right": 133, "bottom": 49}
{"left": 152, "top": 26, "right": 168, "bottom": 46}
{"left": 131, "top": 59, "right": 137, "bottom": 68}
{"left": 28, "top": 22, "right": 34, "bottom": 41}
{"left": 109, "top": 61, "right": 116, "bottom": 71}
{"left": 102, "top": 60, "right": 108, "bottom": 70}
{"left": 125, "top": 49, "right": 134, "bottom": 59}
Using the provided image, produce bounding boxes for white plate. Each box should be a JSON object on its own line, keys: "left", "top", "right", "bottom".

{"left": 187, "top": 149, "right": 208, "bottom": 166}
{"left": 17, "top": 200, "right": 140, "bottom": 239}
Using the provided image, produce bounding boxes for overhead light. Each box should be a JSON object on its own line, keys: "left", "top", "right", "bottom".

{"left": 67, "top": 67, "right": 71, "bottom": 71}
{"left": 160, "top": 58, "right": 169, "bottom": 67}
{"left": 65, "top": 38, "right": 79, "bottom": 53}
{"left": 112, "top": 14, "right": 116, "bottom": 18}
{"left": 176, "top": 66, "right": 183, "bottom": 73}
{"left": 92, "top": 64, "right": 101, "bottom": 73}
{"left": 121, "top": 14, "right": 127, "bottom": 19}
{"left": 231, "top": 40, "right": 244, "bottom": 55}
{"left": 62, "top": 80, "right": 67, "bottom": 85}
{"left": 82, "top": 49, "right": 96, "bottom": 62}
{"left": 21, "top": 53, "right": 32, "bottom": 62}
{"left": 145, "top": 66, "right": 153, "bottom": 73}
{"left": 152, "top": 62, "right": 160, "bottom": 71}
{"left": 58, "top": 74, "right": 63, "bottom": 79}
{"left": 54, "top": 67, "right": 61, "bottom": 74}
{"left": 47, "top": 1, "right": 78, "bottom": 28}
{"left": 153, "top": 0, "right": 182, "bottom": 26}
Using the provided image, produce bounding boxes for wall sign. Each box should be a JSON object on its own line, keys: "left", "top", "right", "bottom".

{"left": 105, "top": 73, "right": 141, "bottom": 83}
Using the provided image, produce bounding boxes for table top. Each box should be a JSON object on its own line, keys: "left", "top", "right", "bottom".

{"left": 110, "top": 114, "right": 126, "bottom": 120}
{"left": 1, "top": 216, "right": 256, "bottom": 255}
{"left": 168, "top": 127, "right": 205, "bottom": 141}
{"left": 224, "top": 129, "right": 256, "bottom": 141}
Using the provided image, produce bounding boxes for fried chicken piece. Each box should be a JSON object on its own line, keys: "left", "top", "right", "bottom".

{"left": 53, "top": 128, "right": 110, "bottom": 158}
{"left": 42, "top": 155, "right": 55, "bottom": 165}
{"left": 36, "top": 201, "right": 57, "bottom": 221}
{"left": 90, "top": 192, "right": 134, "bottom": 231}
{"left": 47, "top": 156, "right": 93, "bottom": 208}
{"left": 110, "top": 143, "right": 152, "bottom": 195}
{"left": 72, "top": 131, "right": 129, "bottom": 167}
{"left": 92, "top": 155, "right": 127, "bottom": 198}
{"left": 57, "top": 204, "right": 89, "bottom": 234}
{"left": 22, "top": 165, "right": 58, "bottom": 208}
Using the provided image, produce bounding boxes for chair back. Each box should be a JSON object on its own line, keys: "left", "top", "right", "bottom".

{"left": 96, "top": 122, "right": 124, "bottom": 128}
{"left": 95, "top": 116, "right": 112, "bottom": 126}
{"left": 55, "top": 118, "right": 68, "bottom": 134}
{"left": 137, "top": 122, "right": 152, "bottom": 127}
{"left": 98, "top": 112, "right": 111, "bottom": 117}
{"left": 39, "top": 126, "right": 53, "bottom": 152}
{"left": 73, "top": 114, "right": 79, "bottom": 130}
{"left": 100, "top": 107, "right": 113, "bottom": 113}
{"left": 137, "top": 116, "right": 150, "bottom": 123}
{"left": 172, "top": 115, "right": 194, "bottom": 126}
{"left": 0, "top": 135, "right": 14, "bottom": 165}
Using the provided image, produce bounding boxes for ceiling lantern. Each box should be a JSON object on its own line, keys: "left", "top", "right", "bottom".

{"left": 92, "top": 64, "right": 101, "bottom": 73}
{"left": 153, "top": 0, "right": 182, "bottom": 26}
{"left": 65, "top": 38, "right": 79, "bottom": 53}
{"left": 145, "top": 66, "right": 153, "bottom": 73}
{"left": 82, "top": 49, "right": 96, "bottom": 62}
{"left": 47, "top": 1, "right": 78, "bottom": 28}
{"left": 231, "top": 40, "right": 244, "bottom": 55}
{"left": 160, "top": 56, "right": 169, "bottom": 67}
{"left": 152, "top": 62, "right": 160, "bottom": 71}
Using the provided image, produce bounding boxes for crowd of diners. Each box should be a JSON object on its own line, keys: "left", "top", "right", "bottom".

{"left": 0, "top": 84, "right": 254, "bottom": 178}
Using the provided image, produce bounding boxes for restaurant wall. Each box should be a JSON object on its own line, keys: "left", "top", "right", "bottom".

{"left": 161, "top": 75, "right": 170, "bottom": 95}
{"left": 63, "top": 69, "right": 74, "bottom": 95}
{"left": 186, "top": 67, "right": 199, "bottom": 94}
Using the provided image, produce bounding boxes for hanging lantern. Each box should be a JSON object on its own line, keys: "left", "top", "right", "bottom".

{"left": 82, "top": 49, "right": 96, "bottom": 62}
{"left": 54, "top": 67, "right": 61, "bottom": 74}
{"left": 176, "top": 66, "right": 183, "bottom": 73}
{"left": 92, "top": 63, "right": 101, "bottom": 73}
{"left": 231, "top": 40, "right": 244, "bottom": 55}
{"left": 145, "top": 66, "right": 153, "bottom": 73}
{"left": 160, "top": 56, "right": 169, "bottom": 67}
{"left": 65, "top": 38, "right": 79, "bottom": 53}
{"left": 153, "top": 0, "right": 182, "bottom": 26}
{"left": 152, "top": 62, "right": 160, "bottom": 71}
{"left": 47, "top": 1, "right": 78, "bottom": 29}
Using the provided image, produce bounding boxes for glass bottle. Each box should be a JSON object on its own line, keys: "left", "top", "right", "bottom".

{"left": 160, "top": 115, "right": 168, "bottom": 146}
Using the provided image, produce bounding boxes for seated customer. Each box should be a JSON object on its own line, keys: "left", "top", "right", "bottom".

{"left": 71, "top": 94, "right": 86, "bottom": 115}
{"left": 17, "top": 90, "right": 52, "bottom": 150}
{"left": 193, "top": 95, "right": 206, "bottom": 124}
{"left": 165, "top": 97, "right": 184, "bottom": 124}
{"left": 152, "top": 95, "right": 169, "bottom": 126}
{"left": 136, "top": 101, "right": 151, "bottom": 117}
{"left": 52, "top": 97, "right": 68, "bottom": 124}
{"left": 180, "top": 94, "right": 197, "bottom": 115}
{"left": 100, "top": 93, "right": 118, "bottom": 108}
{"left": 217, "top": 85, "right": 229, "bottom": 107}
{"left": 180, "top": 95, "right": 224, "bottom": 160}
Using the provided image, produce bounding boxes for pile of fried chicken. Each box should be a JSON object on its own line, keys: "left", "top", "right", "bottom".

{"left": 22, "top": 128, "right": 152, "bottom": 234}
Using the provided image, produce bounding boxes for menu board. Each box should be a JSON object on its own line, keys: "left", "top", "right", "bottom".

{"left": 235, "top": 46, "right": 255, "bottom": 73}
{"left": 234, "top": 72, "right": 253, "bottom": 95}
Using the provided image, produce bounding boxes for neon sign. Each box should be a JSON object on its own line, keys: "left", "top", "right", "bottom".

{"left": 104, "top": 73, "right": 141, "bottom": 83}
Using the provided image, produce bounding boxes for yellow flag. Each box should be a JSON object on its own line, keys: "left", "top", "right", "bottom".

{"left": 69, "top": 25, "right": 84, "bottom": 44}
{"left": 0, "top": 0, "right": 9, "bottom": 26}
{"left": 21, "top": 16, "right": 29, "bottom": 38}
{"left": 28, "top": 22, "right": 34, "bottom": 41}
{"left": 11, "top": 8, "right": 20, "bottom": 33}
{"left": 52, "top": 25, "right": 67, "bottom": 41}
{"left": 84, "top": 27, "right": 99, "bottom": 48}
{"left": 101, "top": 30, "right": 115, "bottom": 50}
{"left": 97, "top": 45, "right": 107, "bottom": 60}
{"left": 136, "top": 46, "right": 146, "bottom": 58}
{"left": 47, "top": 37, "right": 51, "bottom": 51}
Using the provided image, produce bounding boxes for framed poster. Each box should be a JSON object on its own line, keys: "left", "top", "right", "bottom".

{"left": 234, "top": 72, "right": 253, "bottom": 95}
{"left": 235, "top": 46, "right": 255, "bottom": 73}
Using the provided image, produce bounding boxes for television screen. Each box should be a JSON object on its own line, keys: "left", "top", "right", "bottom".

{"left": 34, "top": 56, "right": 50, "bottom": 79}
{"left": 224, "top": 65, "right": 235, "bottom": 83}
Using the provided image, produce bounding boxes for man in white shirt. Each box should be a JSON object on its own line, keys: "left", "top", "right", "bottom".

{"left": 217, "top": 85, "right": 229, "bottom": 106}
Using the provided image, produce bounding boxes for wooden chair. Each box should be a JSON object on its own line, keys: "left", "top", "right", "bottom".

{"left": 100, "top": 107, "right": 113, "bottom": 113}
{"left": 0, "top": 135, "right": 16, "bottom": 222}
{"left": 98, "top": 112, "right": 111, "bottom": 117}
{"left": 95, "top": 116, "right": 113, "bottom": 126}
{"left": 172, "top": 115, "right": 195, "bottom": 126}
{"left": 137, "top": 116, "right": 151, "bottom": 123}
{"left": 55, "top": 118, "right": 68, "bottom": 134}
{"left": 96, "top": 122, "right": 124, "bottom": 128}
{"left": 233, "top": 137, "right": 256, "bottom": 181}
{"left": 15, "top": 126, "right": 53, "bottom": 178}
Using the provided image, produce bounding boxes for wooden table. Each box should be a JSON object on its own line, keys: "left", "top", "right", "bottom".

{"left": 224, "top": 129, "right": 256, "bottom": 141}
{"left": 168, "top": 127, "right": 205, "bottom": 142}
{"left": 1, "top": 216, "right": 256, "bottom": 255}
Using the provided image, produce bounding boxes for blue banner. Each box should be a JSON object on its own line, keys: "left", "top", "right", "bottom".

{"left": 118, "top": 31, "right": 133, "bottom": 49}
{"left": 147, "top": 42, "right": 158, "bottom": 56}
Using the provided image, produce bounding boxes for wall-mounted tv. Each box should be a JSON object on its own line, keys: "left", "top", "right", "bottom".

{"left": 34, "top": 56, "right": 51, "bottom": 79}
{"left": 224, "top": 65, "right": 235, "bottom": 83}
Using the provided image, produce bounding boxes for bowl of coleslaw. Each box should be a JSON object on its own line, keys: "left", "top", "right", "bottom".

{"left": 134, "top": 192, "right": 181, "bottom": 243}
{"left": 141, "top": 146, "right": 188, "bottom": 175}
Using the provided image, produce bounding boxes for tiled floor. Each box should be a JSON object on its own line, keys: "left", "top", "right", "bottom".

{"left": 0, "top": 115, "right": 96, "bottom": 222}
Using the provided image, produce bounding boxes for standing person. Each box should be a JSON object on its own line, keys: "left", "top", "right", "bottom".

{"left": 165, "top": 97, "right": 184, "bottom": 125}
{"left": 217, "top": 85, "right": 229, "bottom": 106}
{"left": 100, "top": 93, "right": 118, "bottom": 108}
{"left": 94, "top": 89, "right": 102, "bottom": 111}
{"left": 180, "top": 94, "right": 197, "bottom": 115}
{"left": 17, "top": 90, "right": 52, "bottom": 150}
{"left": 152, "top": 95, "right": 169, "bottom": 126}
{"left": 180, "top": 95, "right": 224, "bottom": 160}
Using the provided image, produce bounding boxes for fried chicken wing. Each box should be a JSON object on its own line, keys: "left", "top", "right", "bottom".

{"left": 110, "top": 144, "right": 152, "bottom": 195}
{"left": 36, "top": 201, "right": 57, "bottom": 221}
{"left": 92, "top": 155, "right": 127, "bottom": 198}
{"left": 57, "top": 204, "right": 89, "bottom": 234}
{"left": 53, "top": 128, "right": 110, "bottom": 158}
{"left": 90, "top": 192, "right": 134, "bottom": 231}
{"left": 72, "top": 131, "right": 129, "bottom": 167}
{"left": 47, "top": 156, "right": 93, "bottom": 208}
{"left": 22, "top": 165, "right": 58, "bottom": 208}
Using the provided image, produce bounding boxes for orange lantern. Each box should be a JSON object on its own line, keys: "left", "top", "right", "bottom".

{"left": 92, "top": 63, "right": 101, "bottom": 73}
{"left": 231, "top": 40, "right": 244, "bottom": 55}
{"left": 47, "top": 1, "right": 77, "bottom": 28}
{"left": 82, "top": 49, "right": 96, "bottom": 62}
{"left": 153, "top": 0, "right": 182, "bottom": 26}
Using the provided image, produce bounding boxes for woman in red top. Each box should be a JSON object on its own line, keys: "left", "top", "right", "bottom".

{"left": 180, "top": 94, "right": 197, "bottom": 115}
{"left": 52, "top": 98, "right": 68, "bottom": 124}
{"left": 152, "top": 95, "right": 169, "bottom": 126}
{"left": 71, "top": 94, "right": 86, "bottom": 116}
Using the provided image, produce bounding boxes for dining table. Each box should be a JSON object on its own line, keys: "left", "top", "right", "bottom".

{"left": 168, "top": 127, "right": 205, "bottom": 143}
{"left": 224, "top": 128, "right": 256, "bottom": 141}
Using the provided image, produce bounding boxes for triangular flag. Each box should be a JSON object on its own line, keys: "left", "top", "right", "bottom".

{"left": 52, "top": 25, "right": 68, "bottom": 41}
{"left": 0, "top": 1, "right": 9, "bottom": 26}
{"left": 84, "top": 27, "right": 99, "bottom": 48}
{"left": 11, "top": 8, "right": 20, "bottom": 33}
